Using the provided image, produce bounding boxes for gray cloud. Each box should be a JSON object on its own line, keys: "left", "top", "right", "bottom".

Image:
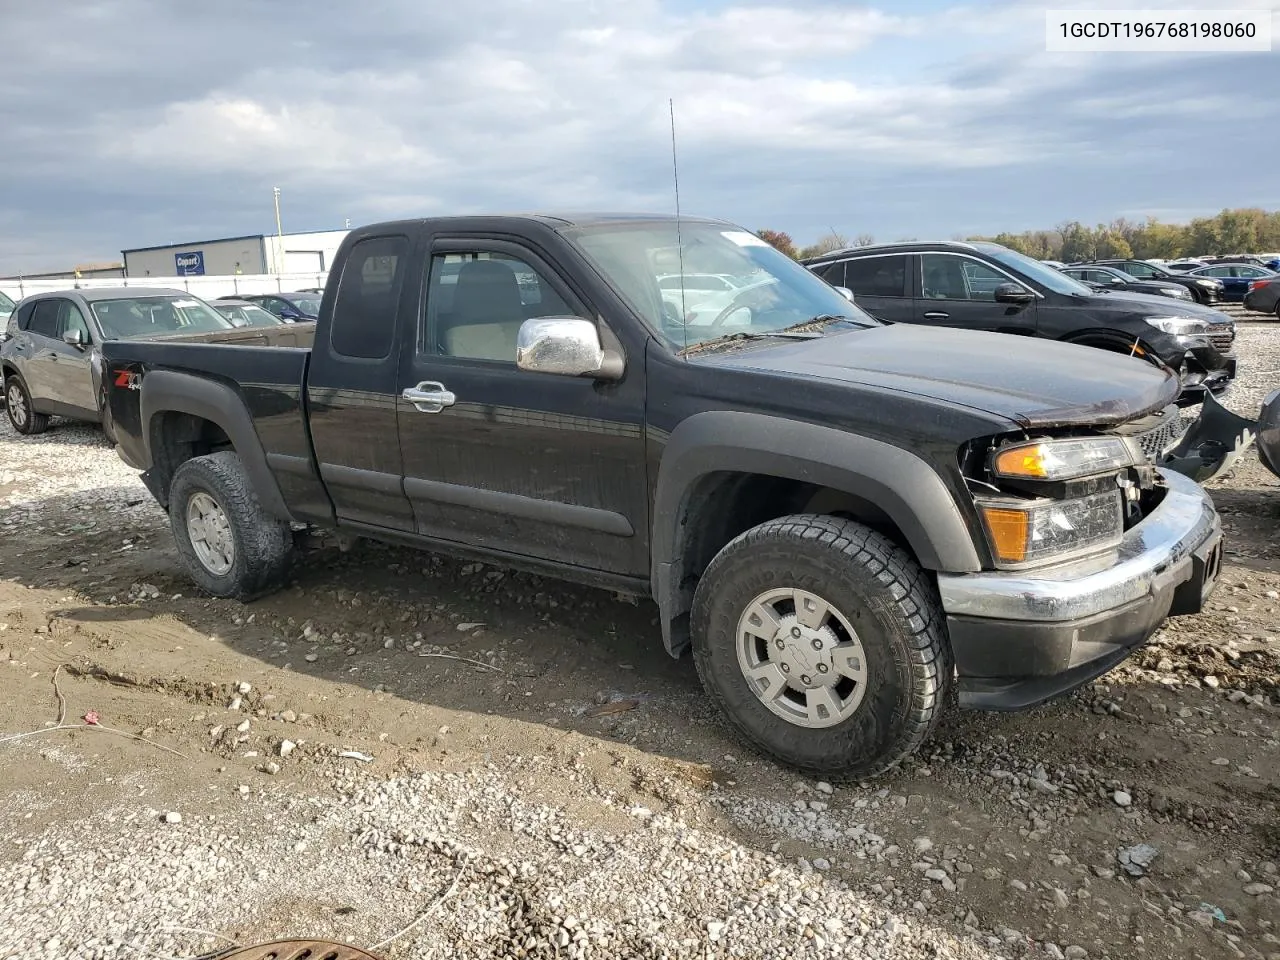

{"left": 1, "top": 0, "right": 1277, "bottom": 272}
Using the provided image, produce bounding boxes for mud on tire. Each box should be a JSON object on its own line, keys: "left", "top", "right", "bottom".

{"left": 168, "top": 450, "right": 295, "bottom": 600}
{"left": 691, "top": 514, "right": 951, "bottom": 780}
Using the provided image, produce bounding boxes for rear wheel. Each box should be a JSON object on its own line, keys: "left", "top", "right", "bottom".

{"left": 169, "top": 450, "right": 294, "bottom": 600}
{"left": 5, "top": 376, "right": 50, "bottom": 435}
{"left": 691, "top": 514, "right": 951, "bottom": 779}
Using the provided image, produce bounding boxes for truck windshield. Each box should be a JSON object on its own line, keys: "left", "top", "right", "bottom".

{"left": 563, "top": 221, "right": 876, "bottom": 350}
{"left": 90, "top": 296, "right": 235, "bottom": 339}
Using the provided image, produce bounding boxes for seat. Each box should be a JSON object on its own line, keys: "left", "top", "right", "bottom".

{"left": 439, "top": 260, "right": 526, "bottom": 362}
{"left": 923, "top": 261, "right": 965, "bottom": 300}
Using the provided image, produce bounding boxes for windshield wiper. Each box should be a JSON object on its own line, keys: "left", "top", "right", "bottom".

{"left": 678, "top": 329, "right": 823, "bottom": 357}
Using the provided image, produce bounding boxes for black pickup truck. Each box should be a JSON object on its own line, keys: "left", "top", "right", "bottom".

{"left": 101, "top": 214, "right": 1272, "bottom": 779}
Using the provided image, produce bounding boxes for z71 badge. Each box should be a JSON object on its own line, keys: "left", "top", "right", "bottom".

{"left": 113, "top": 370, "right": 141, "bottom": 391}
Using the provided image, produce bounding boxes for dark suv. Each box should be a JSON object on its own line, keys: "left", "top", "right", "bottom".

{"left": 1086, "top": 259, "right": 1225, "bottom": 305}
{"left": 804, "top": 241, "right": 1237, "bottom": 399}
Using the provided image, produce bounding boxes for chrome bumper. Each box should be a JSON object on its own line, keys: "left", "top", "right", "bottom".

{"left": 938, "top": 470, "right": 1220, "bottom": 622}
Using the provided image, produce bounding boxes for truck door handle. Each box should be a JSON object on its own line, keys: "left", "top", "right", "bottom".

{"left": 402, "top": 381, "right": 456, "bottom": 413}
{"left": 922, "top": 311, "right": 949, "bottom": 320}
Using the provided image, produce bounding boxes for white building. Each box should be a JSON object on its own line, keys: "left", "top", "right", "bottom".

{"left": 122, "top": 230, "right": 350, "bottom": 278}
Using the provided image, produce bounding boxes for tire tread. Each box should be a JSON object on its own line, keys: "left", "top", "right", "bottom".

{"left": 691, "top": 513, "right": 951, "bottom": 779}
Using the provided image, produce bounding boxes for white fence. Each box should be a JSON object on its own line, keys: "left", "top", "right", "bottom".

{"left": 0, "top": 272, "right": 330, "bottom": 303}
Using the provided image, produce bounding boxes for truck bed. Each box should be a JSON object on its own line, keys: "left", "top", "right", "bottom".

{"left": 102, "top": 339, "right": 318, "bottom": 517}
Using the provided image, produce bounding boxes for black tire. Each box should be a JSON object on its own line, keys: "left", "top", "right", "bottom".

{"left": 5, "top": 375, "right": 50, "bottom": 435}
{"left": 98, "top": 383, "right": 117, "bottom": 445}
{"left": 168, "top": 450, "right": 294, "bottom": 600}
{"left": 691, "top": 514, "right": 951, "bottom": 780}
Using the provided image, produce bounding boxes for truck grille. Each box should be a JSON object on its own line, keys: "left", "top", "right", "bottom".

{"left": 1209, "top": 326, "right": 1235, "bottom": 353}
{"left": 1110, "top": 404, "right": 1189, "bottom": 462}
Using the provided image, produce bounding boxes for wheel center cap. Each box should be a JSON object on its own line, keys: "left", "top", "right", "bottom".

{"left": 773, "top": 613, "right": 839, "bottom": 685}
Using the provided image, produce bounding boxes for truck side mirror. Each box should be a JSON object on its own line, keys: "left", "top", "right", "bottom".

{"left": 516, "top": 317, "right": 623, "bottom": 380}
{"left": 834, "top": 286, "right": 855, "bottom": 302}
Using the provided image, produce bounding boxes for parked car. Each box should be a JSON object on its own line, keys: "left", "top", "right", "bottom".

{"left": 213, "top": 299, "right": 287, "bottom": 328}
{"left": 100, "top": 213, "right": 1264, "bottom": 779}
{"left": 1, "top": 288, "right": 312, "bottom": 437}
{"left": 0, "top": 290, "right": 15, "bottom": 324}
{"left": 1165, "top": 259, "right": 1209, "bottom": 272}
{"left": 221, "top": 292, "right": 322, "bottom": 322}
{"left": 1057, "top": 264, "right": 1193, "bottom": 301}
{"left": 805, "top": 241, "right": 1236, "bottom": 399}
{"left": 1243, "top": 275, "right": 1280, "bottom": 318}
{"left": 1087, "top": 259, "right": 1225, "bottom": 304}
{"left": 1203, "top": 255, "right": 1269, "bottom": 267}
{"left": 1183, "top": 263, "right": 1279, "bottom": 302}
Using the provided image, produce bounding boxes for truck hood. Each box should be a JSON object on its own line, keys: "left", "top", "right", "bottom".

{"left": 694, "top": 324, "right": 1180, "bottom": 428}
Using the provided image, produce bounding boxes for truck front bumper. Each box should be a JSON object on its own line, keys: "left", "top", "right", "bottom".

{"left": 937, "top": 470, "right": 1221, "bottom": 710}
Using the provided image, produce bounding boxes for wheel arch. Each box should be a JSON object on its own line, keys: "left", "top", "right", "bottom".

{"left": 650, "top": 411, "right": 982, "bottom": 656}
{"left": 140, "top": 370, "right": 292, "bottom": 521}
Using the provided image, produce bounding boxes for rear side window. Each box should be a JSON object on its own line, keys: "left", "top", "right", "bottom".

{"left": 28, "top": 300, "right": 61, "bottom": 338}
{"left": 329, "top": 235, "right": 409, "bottom": 360}
{"left": 845, "top": 255, "right": 908, "bottom": 298}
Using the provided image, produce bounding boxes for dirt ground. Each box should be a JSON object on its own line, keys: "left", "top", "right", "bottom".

{"left": 1, "top": 330, "right": 1278, "bottom": 960}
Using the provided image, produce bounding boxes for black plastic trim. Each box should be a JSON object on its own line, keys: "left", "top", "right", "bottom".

{"left": 403, "top": 477, "right": 635, "bottom": 537}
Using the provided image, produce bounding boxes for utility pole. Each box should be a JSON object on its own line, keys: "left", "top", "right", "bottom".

{"left": 273, "top": 186, "right": 284, "bottom": 274}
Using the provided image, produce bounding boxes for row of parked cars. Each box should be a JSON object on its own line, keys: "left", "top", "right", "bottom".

{"left": 2, "top": 215, "right": 1278, "bottom": 782}
{"left": 1041, "top": 255, "right": 1280, "bottom": 314}
{"left": 0, "top": 288, "right": 318, "bottom": 437}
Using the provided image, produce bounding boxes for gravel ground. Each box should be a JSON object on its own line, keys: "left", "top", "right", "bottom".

{"left": 1, "top": 322, "right": 1278, "bottom": 960}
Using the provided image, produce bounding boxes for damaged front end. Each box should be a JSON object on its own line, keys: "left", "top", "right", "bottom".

{"left": 1157, "top": 388, "right": 1280, "bottom": 484}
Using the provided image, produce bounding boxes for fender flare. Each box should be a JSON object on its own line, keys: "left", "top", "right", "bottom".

{"left": 650, "top": 411, "right": 981, "bottom": 654}
{"left": 140, "top": 369, "right": 293, "bottom": 521}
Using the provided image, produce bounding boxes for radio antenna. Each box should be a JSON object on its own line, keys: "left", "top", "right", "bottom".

{"left": 669, "top": 98, "right": 688, "bottom": 355}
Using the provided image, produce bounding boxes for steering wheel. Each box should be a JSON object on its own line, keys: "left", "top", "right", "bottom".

{"left": 661, "top": 298, "right": 685, "bottom": 328}
{"left": 707, "top": 290, "right": 756, "bottom": 330}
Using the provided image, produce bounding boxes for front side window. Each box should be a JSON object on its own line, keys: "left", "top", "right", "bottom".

{"left": 328, "top": 235, "right": 408, "bottom": 360}
{"left": 90, "top": 296, "right": 234, "bottom": 339}
{"left": 59, "top": 301, "right": 90, "bottom": 341}
{"left": 423, "top": 251, "right": 582, "bottom": 362}
{"left": 1120, "top": 261, "right": 1159, "bottom": 279}
{"left": 845, "top": 255, "right": 908, "bottom": 298}
{"left": 563, "top": 221, "right": 875, "bottom": 351}
{"left": 920, "top": 254, "right": 1013, "bottom": 301}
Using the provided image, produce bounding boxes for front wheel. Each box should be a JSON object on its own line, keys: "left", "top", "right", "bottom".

{"left": 169, "top": 451, "right": 295, "bottom": 600}
{"left": 691, "top": 514, "right": 951, "bottom": 779}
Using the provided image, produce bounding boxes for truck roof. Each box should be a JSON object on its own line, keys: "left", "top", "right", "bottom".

{"left": 352, "top": 212, "right": 732, "bottom": 232}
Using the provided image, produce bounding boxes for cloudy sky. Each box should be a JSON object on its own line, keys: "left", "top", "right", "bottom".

{"left": 1, "top": 0, "right": 1277, "bottom": 273}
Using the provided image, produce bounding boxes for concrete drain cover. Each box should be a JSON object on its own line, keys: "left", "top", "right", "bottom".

{"left": 209, "top": 941, "right": 383, "bottom": 960}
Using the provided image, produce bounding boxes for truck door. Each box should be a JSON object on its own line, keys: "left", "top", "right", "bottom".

{"left": 395, "top": 237, "right": 649, "bottom": 576}
{"left": 305, "top": 233, "right": 416, "bottom": 531}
